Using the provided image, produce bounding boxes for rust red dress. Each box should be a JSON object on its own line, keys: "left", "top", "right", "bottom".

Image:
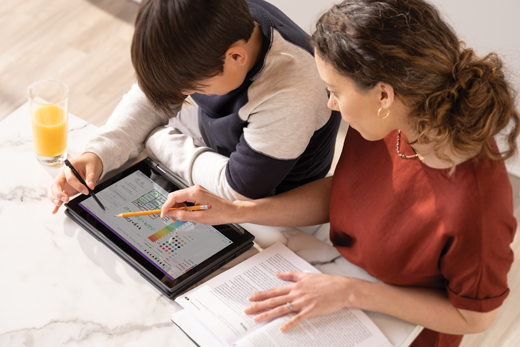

{"left": 329, "top": 128, "right": 516, "bottom": 347}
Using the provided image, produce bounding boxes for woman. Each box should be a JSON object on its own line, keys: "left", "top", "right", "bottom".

{"left": 160, "top": 0, "right": 519, "bottom": 346}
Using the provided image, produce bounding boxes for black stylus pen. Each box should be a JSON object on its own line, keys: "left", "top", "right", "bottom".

{"left": 64, "top": 159, "right": 106, "bottom": 211}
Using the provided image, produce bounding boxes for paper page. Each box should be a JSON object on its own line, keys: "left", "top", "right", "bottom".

{"left": 236, "top": 308, "right": 391, "bottom": 347}
{"left": 175, "top": 243, "right": 391, "bottom": 347}
{"left": 175, "top": 243, "right": 321, "bottom": 345}
{"left": 172, "top": 310, "right": 228, "bottom": 347}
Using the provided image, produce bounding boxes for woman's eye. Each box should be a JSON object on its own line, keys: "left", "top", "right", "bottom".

{"left": 325, "top": 88, "right": 335, "bottom": 98}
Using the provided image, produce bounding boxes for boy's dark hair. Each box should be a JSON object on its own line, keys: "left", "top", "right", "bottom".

{"left": 131, "top": 0, "right": 255, "bottom": 114}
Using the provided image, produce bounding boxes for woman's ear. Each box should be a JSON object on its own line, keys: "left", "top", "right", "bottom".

{"left": 378, "top": 82, "right": 395, "bottom": 110}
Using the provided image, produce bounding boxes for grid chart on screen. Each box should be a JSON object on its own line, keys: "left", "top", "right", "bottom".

{"left": 132, "top": 189, "right": 167, "bottom": 220}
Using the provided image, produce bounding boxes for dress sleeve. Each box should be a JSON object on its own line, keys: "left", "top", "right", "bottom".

{"left": 440, "top": 164, "right": 517, "bottom": 312}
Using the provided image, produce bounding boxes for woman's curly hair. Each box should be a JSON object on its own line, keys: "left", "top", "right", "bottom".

{"left": 311, "top": 0, "right": 519, "bottom": 170}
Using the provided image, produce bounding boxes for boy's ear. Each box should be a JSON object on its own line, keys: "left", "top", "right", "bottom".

{"left": 225, "top": 46, "right": 248, "bottom": 67}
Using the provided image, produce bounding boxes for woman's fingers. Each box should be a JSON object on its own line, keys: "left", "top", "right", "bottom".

{"left": 243, "top": 272, "right": 354, "bottom": 332}
{"left": 160, "top": 185, "right": 241, "bottom": 225}
{"left": 275, "top": 271, "right": 305, "bottom": 282}
{"left": 161, "top": 187, "right": 200, "bottom": 218}
{"left": 247, "top": 285, "right": 292, "bottom": 303}
{"left": 245, "top": 272, "right": 303, "bottom": 315}
{"left": 245, "top": 289, "right": 292, "bottom": 315}
{"left": 280, "top": 311, "right": 309, "bottom": 332}
{"left": 252, "top": 300, "right": 295, "bottom": 323}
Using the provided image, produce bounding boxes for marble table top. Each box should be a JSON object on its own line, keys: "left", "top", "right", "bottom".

{"left": 0, "top": 103, "right": 420, "bottom": 346}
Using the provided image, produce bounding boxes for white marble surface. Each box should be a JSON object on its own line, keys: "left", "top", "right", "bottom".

{"left": 0, "top": 103, "right": 419, "bottom": 346}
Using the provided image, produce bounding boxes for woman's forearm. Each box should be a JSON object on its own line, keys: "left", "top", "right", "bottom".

{"left": 235, "top": 176, "right": 332, "bottom": 227}
{"left": 350, "top": 279, "right": 497, "bottom": 335}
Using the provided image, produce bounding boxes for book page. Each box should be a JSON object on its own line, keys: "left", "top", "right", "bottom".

{"left": 175, "top": 243, "right": 391, "bottom": 347}
{"left": 236, "top": 308, "right": 392, "bottom": 347}
{"left": 171, "top": 309, "right": 228, "bottom": 347}
{"left": 176, "top": 243, "right": 321, "bottom": 345}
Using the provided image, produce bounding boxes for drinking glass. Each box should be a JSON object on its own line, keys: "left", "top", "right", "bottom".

{"left": 27, "top": 80, "right": 69, "bottom": 165}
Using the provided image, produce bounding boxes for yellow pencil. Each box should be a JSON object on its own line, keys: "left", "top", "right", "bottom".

{"left": 114, "top": 205, "right": 211, "bottom": 217}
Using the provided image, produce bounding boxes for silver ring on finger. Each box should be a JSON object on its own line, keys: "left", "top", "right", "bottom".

{"left": 286, "top": 302, "right": 294, "bottom": 313}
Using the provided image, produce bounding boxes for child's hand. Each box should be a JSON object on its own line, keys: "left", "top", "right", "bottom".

{"left": 161, "top": 185, "right": 244, "bottom": 225}
{"left": 48, "top": 152, "right": 103, "bottom": 214}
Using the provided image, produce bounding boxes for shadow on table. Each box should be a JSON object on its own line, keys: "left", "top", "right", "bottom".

{"left": 87, "top": 0, "right": 139, "bottom": 25}
{"left": 63, "top": 217, "right": 146, "bottom": 286}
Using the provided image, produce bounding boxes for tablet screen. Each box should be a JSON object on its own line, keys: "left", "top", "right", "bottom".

{"left": 79, "top": 170, "right": 233, "bottom": 281}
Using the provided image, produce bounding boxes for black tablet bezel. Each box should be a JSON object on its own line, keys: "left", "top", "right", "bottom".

{"left": 65, "top": 157, "right": 254, "bottom": 294}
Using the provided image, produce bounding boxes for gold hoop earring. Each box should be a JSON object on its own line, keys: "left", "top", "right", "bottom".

{"left": 378, "top": 107, "right": 390, "bottom": 119}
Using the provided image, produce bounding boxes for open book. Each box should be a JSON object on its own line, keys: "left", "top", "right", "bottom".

{"left": 172, "top": 243, "right": 392, "bottom": 347}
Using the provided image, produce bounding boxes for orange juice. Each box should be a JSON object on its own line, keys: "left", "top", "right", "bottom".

{"left": 31, "top": 104, "right": 68, "bottom": 157}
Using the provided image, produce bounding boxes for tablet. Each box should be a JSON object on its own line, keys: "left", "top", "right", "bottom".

{"left": 65, "top": 157, "right": 255, "bottom": 298}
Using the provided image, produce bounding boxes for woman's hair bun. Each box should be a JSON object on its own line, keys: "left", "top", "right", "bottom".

{"left": 451, "top": 47, "right": 502, "bottom": 93}
{"left": 448, "top": 47, "right": 518, "bottom": 162}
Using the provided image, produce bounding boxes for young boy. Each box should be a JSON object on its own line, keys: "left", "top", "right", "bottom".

{"left": 49, "top": 0, "right": 340, "bottom": 211}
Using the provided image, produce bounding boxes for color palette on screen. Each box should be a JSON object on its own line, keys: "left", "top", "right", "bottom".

{"left": 159, "top": 237, "right": 186, "bottom": 254}
{"left": 148, "top": 220, "right": 186, "bottom": 242}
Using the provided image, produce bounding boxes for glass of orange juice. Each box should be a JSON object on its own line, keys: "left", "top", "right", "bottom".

{"left": 27, "top": 80, "right": 69, "bottom": 165}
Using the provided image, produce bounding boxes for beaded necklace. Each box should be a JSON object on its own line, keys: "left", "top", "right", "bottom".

{"left": 396, "top": 130, "right": 433, "bottom": 162}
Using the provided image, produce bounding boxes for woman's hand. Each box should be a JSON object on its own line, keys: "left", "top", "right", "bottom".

{"left": 244, "top": 272, "right": 360, "bottom": 332}
{"left": 48, "top": 152, "right": 103, "bottom": 214}
{"left": 160, "top": 185, "right": 245, "bottom": 225}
